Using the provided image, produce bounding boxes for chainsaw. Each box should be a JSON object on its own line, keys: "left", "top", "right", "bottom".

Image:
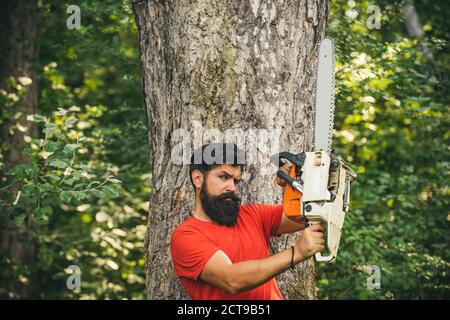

{"left": 270, "top": 37, "right": 356, "bottom": 263}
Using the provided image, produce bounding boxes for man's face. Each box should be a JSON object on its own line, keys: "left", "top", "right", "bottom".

{"left": 199, "top": 164, "right": 242, "bottom": 227}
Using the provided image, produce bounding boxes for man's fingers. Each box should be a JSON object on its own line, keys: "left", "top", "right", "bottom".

{"left": 309, "top": 223, "right": 324, "bottom": 232}
{"left": 312, "top": 231, "right": 324, "bottom": 239}
{"left": 316, "top": 238, "right": 325, "bottom": 245}
{"left": 316, "top": 245, "right": 325, "bottom": 252}
{"left": 280, "top": 164, "right": 292, "bottom": 173}
{"left": 275, "top": 176, "right": 287, "bottom": 187}
{"left": 276, "top": 164, "right": 292, "bottom": 187}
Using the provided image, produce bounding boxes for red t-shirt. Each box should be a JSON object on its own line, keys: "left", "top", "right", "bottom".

{"left": 170, "top": 203, "right": 284, "bottom": 300}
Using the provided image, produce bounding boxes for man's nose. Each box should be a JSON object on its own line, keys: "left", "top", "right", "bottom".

{"left": 225, "top": 180, "right": 237, "bottom": 193}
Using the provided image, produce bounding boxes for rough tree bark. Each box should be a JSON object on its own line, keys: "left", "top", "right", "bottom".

{"left": 133, "top": 0, "right": 330, "bottom": 299}
{"left": 0, "top": 0, "right": 39, "bottom": 298}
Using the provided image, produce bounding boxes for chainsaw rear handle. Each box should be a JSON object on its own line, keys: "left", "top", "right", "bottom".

{"left": 315, "top": 250, "right": 335, "bottom": 262}
{"left": 307, "top": 221, "right": 335, "bottom": 262}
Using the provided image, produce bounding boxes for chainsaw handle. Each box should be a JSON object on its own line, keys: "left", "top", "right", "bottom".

{"left": 276, "top": 170, "right": 294, "bottom": 185}
{"left": 277, "top": 170, "right": 303, "bottom": 193}
{"left": 270, "top": 152, "right": 306, "bottom": 167}
{"left": 307, "top": 221, "right": 336, "bottom": 262}
{"left": 315, "top": 252, "right": 335, "bottom": 262}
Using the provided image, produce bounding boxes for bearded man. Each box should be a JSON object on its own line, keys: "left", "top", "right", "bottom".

{"left": 170, "top": 143, "right": 324, "bottom": 300}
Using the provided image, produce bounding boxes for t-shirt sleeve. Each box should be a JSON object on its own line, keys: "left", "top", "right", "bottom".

{"left": 170, "top": 226, "right": 220, "bottom": 281}
{"left": 247, "top": 203, "right": 284, "bottom": 244}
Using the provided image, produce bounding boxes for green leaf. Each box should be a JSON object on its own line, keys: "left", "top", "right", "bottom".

{"left": 44, "top": 123, "right": 58, "bottom": 134}
{"left": 23, "top": 147, "right": 33, "bottom": 156}
{"left": 45, "top": 174, "right": 61, "bottom": 181}
{"left": 11, "top": 211, "right": 27, "bottom": 226}
{"left": 64, "top": 117, "right": 77, "bottom": 126}
{"left": 72, "top": 170, "right": 85, "bottom": 180}
{"left": 74, "top": 164, "right": 90, "bottom": 172}
{"left": 62, "top": 178, "right": 74, "bottom": 186}
{"left": 38, "top": 183, "right": 53, "bottom": 195}
{"left": 49, "top": 160, "right": 68, "bottom": 169}
{"left": 59, "top": 191, "right": 72, "bottom": 203}
{"left": 63, "top": 143, "right": 81, "bottom": 154}
{"left": 73, "top": 191, "right": 87, "bottom": 201}
{"left": 56, "top": 108, "right": 68, "bottom": 115}
{"left": 102, "top": 186, "right": 119, "bottom": 198}
{"left": 32, "top": 115, "right": 47, "bottom": 123}
{"left": 74, "top": 183, "right": 87, "bottom": 189}
{"left": 7, "top": 163, "right": 39, "bottom": 179}
{"left": 24, "top": 165, "right": 40, "bottom": 178}
{"left": 22, "top": 184, "right": 38, "bottom": 194}
{"left": 44, "top": 141, "right": 58, "bottom": 152}
{"left": 91, "top": 189, "right": 103, "bottom": 197}
{"left": 34, "top": 206, "right": 53, "bottom": 218}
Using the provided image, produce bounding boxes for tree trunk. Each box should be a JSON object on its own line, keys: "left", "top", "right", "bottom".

{"left": 402, "top": 3, "right": 424, "bottom": 39}
{"left": 0, "top": 0, "right": 39, "bottom": 298}
{"left": 133, "top": 0, "right": 330, "bottom": 300}
{"left": 402, "top": 3, "right": 432, "bottom": 59}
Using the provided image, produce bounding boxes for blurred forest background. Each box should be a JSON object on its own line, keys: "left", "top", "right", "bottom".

{"left": 0, "top": 0, "right": 448, "bottom": 299}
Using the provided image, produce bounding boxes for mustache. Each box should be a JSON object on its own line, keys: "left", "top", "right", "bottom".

{"left": 216, "top": 192, "right": 242, "bottom": 203}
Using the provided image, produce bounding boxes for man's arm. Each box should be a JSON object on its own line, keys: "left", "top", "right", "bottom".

{"left": 200, "top": 224, "right": 324, "bottom": 295}
{"left": 275, "top": 212, "right": 306, "bottom": 235}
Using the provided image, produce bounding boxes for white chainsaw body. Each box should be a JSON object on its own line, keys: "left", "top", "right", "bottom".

{"left": 301, "top": 151, "right": 355, "bottom": 262}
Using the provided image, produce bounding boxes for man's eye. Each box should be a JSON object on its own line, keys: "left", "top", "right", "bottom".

{"left": 220, "top": 175, "right": 227, "bottom": 180}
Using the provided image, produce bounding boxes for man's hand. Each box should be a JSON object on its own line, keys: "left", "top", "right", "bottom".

{"left": 275, "top": 163, "right": 291, "bottom": 188}
{"left": 293, "top": 223, "right": 325, "bottom": 262}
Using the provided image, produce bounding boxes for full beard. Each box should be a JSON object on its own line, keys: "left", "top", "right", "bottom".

{"left": 200, "top": 183, "right": 242, "bottom": 227}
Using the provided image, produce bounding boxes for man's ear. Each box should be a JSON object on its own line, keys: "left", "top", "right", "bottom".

{"left": 191, "top": 169, "right": 204, "bottom": 190}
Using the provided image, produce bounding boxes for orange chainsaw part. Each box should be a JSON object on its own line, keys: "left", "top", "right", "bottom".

{"left": 283, "top": 166, "right": 303, "bottom": 222}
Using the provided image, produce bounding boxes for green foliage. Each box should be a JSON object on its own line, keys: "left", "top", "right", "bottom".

{"left": 4, "top": 108, "right": 120, "bottom": 225}
{"left": 315, "top": 0, "right": 450, "bottom": 299}
{"left": 2, "top": 109, "right": 121, "bottom": 226}
{"left": 0, "top": 0, "right": 148, "bottom": 299}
